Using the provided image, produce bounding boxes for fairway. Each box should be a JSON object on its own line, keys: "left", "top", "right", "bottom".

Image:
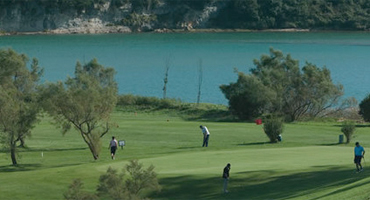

{"left": 1, "top": 111, "right": 370, "bottom": 200}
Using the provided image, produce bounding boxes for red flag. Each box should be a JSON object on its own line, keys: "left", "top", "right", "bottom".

{"left": 255, "top": 119, "right": 262, "bottom": 125}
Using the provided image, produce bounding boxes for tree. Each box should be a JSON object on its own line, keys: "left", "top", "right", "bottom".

{"left": 196, "top": 58, "right": 203, "bottom": 105}
{"left": 130, "top": 0, "right": 161, "bottom": 13}
{"left": 122, "top": 12, "right": 157, "bottom": 32}
{"left": 0, "top": 48, "right": 43, "bottom": 165}
{"left": 341, "top": 120, "right": 356, "bottom": 144}
{"left": 250, "top": 48, "right": 305, "bottom": 119}
{"left": 221, "top": 48, "right": 344, "bottom": 121}
{"left": 299, "top": 63, "right": 343, "bottom": 118}
{"left": 41, "top": 59, "right": 117, "bottom": 160}
{"left": 233, "top": 0, "right": 260, "bottom": 28}
{"left": 220, "top": 71, "right": 275, "bottom": 120}
{"left": 359, "top": 94, "right": 370, "bottom": 122}
{"left": 162, "top": 58, "right": 170, "bottom": 99}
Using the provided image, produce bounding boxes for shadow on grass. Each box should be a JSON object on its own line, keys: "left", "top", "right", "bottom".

{"left": 152, "top": 166, "right": 370, "bottom": 200}
{"left": 333, "top": 124, "right": 370, "bottom": 128}
{"left": 0, "top": 162, "right": 90, "bottom": 173}
{"left": 18, "top": 147, "right": 88, "bottom": 153}
{"left": 318, "top": 143, "right": 345, "bottom": 146}
{"left": 0, "top": 147, "right": 88, "bottom": 153}
{"left": 0, "top": 164, "right": 42, "bottom": 172}
{"left": 238, "top": 142, "right": 270, "bottom": 146}
{"left": 177, "top": 146, "right": 201, "bottom": 150}
{"left": 182, "top": 110, "right": 237, "bottom": 122}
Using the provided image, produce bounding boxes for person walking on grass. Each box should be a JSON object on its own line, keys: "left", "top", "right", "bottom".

{"left": 354, "top": 142, "right": 365, "bottom": 172}
{"left": 200, "top": 125, "right": 210, "bottom": 147}
{"left": 222, "top": 163, "right": 231, "bottom": 193}
{"left": 109, "top": 136, "right": 118, "bottom": 160}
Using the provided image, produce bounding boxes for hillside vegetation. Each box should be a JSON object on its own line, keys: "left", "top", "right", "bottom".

{"left": 1, "top": 0, "right": 370, "bottom": 32}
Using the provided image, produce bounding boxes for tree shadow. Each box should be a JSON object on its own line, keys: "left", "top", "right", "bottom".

{"left": 0, "top": 147, "right": 89, "bottom": 153}
{"left": 237, "top": 142, "right": 270, "bottom": 146}
{"left": 18, "top": 147, "right": 88, "bottom": 152}
{"left": 333, "top": 124, "right": 370, "bottom": 128}
{"left": 177, "top": 146, "right": 201, "bottom": 150}
{"left": 318, "top": 143, "right": 345, "bottom": 146}
{"left": 354, "top": 124, "right": 370, "bottom": 128}
{"left": 0, "top": 162, "right": 91, "bottom": 173}
{"left": 182, "top": 110, "right": 237, "bottom": 122}
{"left": 152, "top": 166, "right": 370, "bottom": 200}
{"left": 0, "top": 164, "right": 42, "bottom": 172}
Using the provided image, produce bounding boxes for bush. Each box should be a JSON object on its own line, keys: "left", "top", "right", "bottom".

{"left": 263, "top": 115, "right": 284, "bottom": 143}
{"left": 65, "top": 160, "right": 160, "bottom": 200}
{"left": 97, "top": 160, "right": 161, "bottom": 199}
{"left": 125, "top": 160, "right": 161, "bottom": 196}
{"left": 341, "top": 121, "right": 356, "bottom": 143}
{"left": 64, "top": 179, "right": 99, "bottom": 200}
{"left": 117, "top": 94, "right": 137, "bottom": 106}
{"left": 117, "top": 94, "right": 181, "bottom": 109}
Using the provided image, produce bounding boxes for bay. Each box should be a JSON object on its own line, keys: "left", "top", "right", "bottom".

{"left": 1, "top": 32, "right": 370, "bottom": 105}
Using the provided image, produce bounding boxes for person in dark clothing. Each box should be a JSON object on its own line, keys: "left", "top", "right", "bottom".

{"left": 222, "top": 163, "right": 231, "bottom": 193}
{"left": 354, "top": 142, "right": 365, "bottom": 172}
{"left": 109, "top": 136, "right": 118, "bottom": 159}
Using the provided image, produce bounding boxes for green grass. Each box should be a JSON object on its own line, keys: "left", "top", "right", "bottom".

{"left": 1, "top": 111, "right": 370, "bottom": 200}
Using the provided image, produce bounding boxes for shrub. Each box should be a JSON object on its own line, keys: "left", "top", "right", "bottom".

{"left": 97, "top": 160, "right": 161, "bottom": 199}
{"left": 263, "top": 115, "right": 284, "bottom": 143}
{"left": 96, "top": 167, "right": 126, "bottom": 200}
{"left": 65, "top": 160, "right": 160, "bottom": 200}
{"left": 341, "top": 121, "right": 356, "bottom": 143}
{"left": 64, "top": 179, "right": 99, "bottom": 200}
{"left": 117, "top": 94, "right": 181, "bottom": 109}
{"left": 125, "top": 160, "right": 161, "bottom": 196}
{"left": 117, "top": 94, "right": 137, "bottom": 106}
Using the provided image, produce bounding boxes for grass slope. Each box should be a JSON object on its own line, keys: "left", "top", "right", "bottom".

{"left": 0, "top": 111, "right": 370, "bottom": 200}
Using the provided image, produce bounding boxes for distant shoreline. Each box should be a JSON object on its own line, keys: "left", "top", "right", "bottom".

{"left": 3, "top": 28, "right": 370, "bottom": 36}
{"left": 0, "top": 28, "right": 312, "bottom": 36}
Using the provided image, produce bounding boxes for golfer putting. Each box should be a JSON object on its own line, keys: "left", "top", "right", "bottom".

{"left": 354, "top": 142, "right": 365, "bottom": 172}
{"left": 200, "top": 125, "right": 210, "bottom": 147}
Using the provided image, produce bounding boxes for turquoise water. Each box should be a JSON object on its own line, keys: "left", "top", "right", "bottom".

{"left": 1, "top": 32, "right": 370, "bottom": 105}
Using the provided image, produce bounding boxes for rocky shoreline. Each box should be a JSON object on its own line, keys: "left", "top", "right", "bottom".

{"left": 0, "top": 26, "right": 311, "bottom": 36}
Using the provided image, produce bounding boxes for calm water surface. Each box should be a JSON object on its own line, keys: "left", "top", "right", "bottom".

{"left": 1, "top": 32, "right": 370, "bottom": 105}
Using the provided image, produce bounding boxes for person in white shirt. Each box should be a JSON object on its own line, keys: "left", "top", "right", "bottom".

{"left": 200, "top": 125, "right": 210, "bottom": 147}
{"left": 109, "top": 136, "right": 118, "bottom": 159}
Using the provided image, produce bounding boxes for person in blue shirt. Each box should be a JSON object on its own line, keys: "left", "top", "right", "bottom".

{"left": 354, "top": 142, "right": 365, "bottom": 172}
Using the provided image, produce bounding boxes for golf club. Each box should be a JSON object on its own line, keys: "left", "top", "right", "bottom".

{"left": 363, "top": 156, "right": 366, "bottom": 168}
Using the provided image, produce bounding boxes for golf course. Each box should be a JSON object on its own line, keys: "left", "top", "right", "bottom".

{"left": 1, "top": 108, "right": 370, "bottom": 200}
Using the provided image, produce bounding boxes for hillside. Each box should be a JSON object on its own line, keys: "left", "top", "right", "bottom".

{"left": 1, "top": 0, "right": 370, "bottom": 34}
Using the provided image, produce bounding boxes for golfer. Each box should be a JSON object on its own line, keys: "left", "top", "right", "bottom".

{"left": 354, "top": 142, "right": 365, "bottom": 172}
{"left": 222, "top": 163, "right": 231, "bottom": 193}
{"left": 200, "top": 125, "right": 210, "bottom": 147}
{"left": 109, "top": 136, "right": 118, "bottom": 160}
